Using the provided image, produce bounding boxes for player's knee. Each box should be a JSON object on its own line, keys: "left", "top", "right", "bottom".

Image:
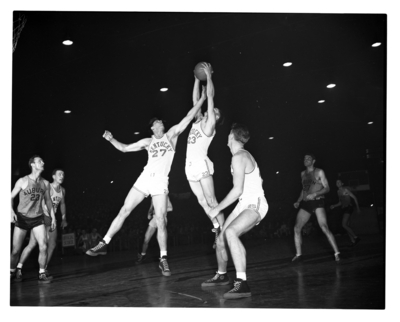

{"left": 38, "top": 242, "right": 48, "bottom": 253}
{"left": 320, "top": 224, "right": 329, "bottom": 234}
{"left": 294, "top": 225, "right": 302, "bottom": 234}
{"left": 48, "top": 238, "right": 57, "bottom": 250}
{"left": 224, "top": 227, "right": 238, "bottom": 241}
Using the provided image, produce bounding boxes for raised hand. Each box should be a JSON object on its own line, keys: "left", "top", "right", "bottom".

{"left": 103, "top": 130, "right": 113, "bottom": 141}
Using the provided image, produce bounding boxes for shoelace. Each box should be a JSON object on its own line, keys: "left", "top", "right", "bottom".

{"left": 229, "top": 281, "right": 241, "bottom": 292}
{"left": 161, "top": 259, "right": 170, "bottom": 271}
{"left": 92, "top": 242, "right": 105, "bottom": 251}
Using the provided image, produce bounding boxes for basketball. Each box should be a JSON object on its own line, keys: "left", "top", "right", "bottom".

{"left": 194, "top": 62, "right": 213, "bottom": 81}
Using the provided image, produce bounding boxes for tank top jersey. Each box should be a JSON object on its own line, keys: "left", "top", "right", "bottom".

{"left": 338, "top": 188, "right": 352, "bottom": 207}
{"left": 42, "top": 184, "right": 63, "bottom": 215}
{"left": 143, "top": 134, "right": 175, "bottom": 177}
{"left": 186, "top": 120, "right": 215, "bottom": 161}
{"left": 301, "top": 168, "right": 324, "bottom": 199}
{"left": 17, "top": 176, "right": 47, "bottom": 218}
{"left": 230, "top": 150, "right": 264, "bottom": 199}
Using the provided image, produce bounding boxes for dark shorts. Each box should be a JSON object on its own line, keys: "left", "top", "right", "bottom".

{"left": 300, "top": 199, "right": 325, "bottom": 215}
{"left": 14, "top": 213, "right": 45, "bottom": 231}
{"left": 43, "top": 214, "right": 52, "bottom": 227}
{"left": 341, "top": 206, "right": 354, "bottom": 215}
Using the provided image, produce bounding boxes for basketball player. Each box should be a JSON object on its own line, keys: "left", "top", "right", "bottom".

{"left": 86, "top": 85, "right": 207, "bottom": 277}
{"left": 14, "top": 169, "right": 67, "bottom": 281}
{"left": 202, "top": 123, "right": 268, "bottom": 299}
{"left": 330, "top": 179, "right": 361, "bottom": 245}
{"left": 186, "top": 63, "right": 224, "bottom": 248}
{"left": 136, "top": 196, "right": 173, "bottom": 263}
{"left": 292, "top": 154, "right": 340, "bottom": 262}
{"left": 10, "top": 155, "right": 56, "bottom": 283}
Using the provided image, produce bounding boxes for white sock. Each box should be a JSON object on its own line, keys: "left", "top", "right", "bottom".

{"left": 10, "top": 268, "right": 16, "bottom": 273}
{"left": 141, "top": 253, "right": 146, "bottom": 256}
{"left": 17, "top": 263, "right": 23, "bottom": 269}
{"left": 39, "top": 268, "right": 45, "bottom": 274}
{"left": 237, "top": 272, "right": 246, "bottom": 281}
{"left": 213, "top": 223, "right": 220, "bottom": 229}
{"left": 103, "top": 236, "right": 111, "bottom": 244}
{"left": 160, "top": 251, "right": 167, "bottom": 258}
{"left": 217, "top": 271, "right": 226, "bottom": 275}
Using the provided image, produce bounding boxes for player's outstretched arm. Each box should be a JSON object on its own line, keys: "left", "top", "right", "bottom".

{"left": 192, "top": 74, "right": 201, "bottom": 106}
{"left": 203, "top": 63, "right": 217, "bottom": 135}
{"left": 103, "top": 131, "right": 152, "bottom": 152}
{"left": 168, "top": 86, "right": 207, "bottom": 139}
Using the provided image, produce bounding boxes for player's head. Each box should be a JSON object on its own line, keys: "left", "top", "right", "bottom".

{"left": 336, "top": 179, "right": 344, "bottom": 188}
{"left": 304, "top": 154, "right": 316, "bottom": 167}
{"left": 229, "top": 123, "right": 250, "bottom": 145}
{"left": 52, "top": 169, "right": 65, "bottom": 184}
{"left": 28, "top": 155, "right": 44, "bottom": 171}
{"left": 204, "top": 108, "right": 223, "bottom": 125}
{"left": 148, "top": 117, "right": 166, "bottom": 135}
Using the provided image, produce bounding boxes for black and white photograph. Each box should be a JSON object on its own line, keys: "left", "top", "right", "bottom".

{"left": 5, "top": 0, "right": 397, "bottom": 318}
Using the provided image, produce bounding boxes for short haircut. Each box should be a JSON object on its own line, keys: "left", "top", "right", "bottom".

{"left": 305, "top": 153, "right": 316, "bottom": 161}
{"left": 148, "top": 117, "right": 167, "bottom": 134}
{"left": 28, "top": 155, "right": 41, "bottom": 170}
{"left": 231, "top": 123, "right": 250, "bottom": 144}
{"left": 52, "top": 168, "right": 64, "bottom": 176}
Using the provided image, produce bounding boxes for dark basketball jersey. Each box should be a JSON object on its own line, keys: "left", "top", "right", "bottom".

{"left": 301, "top": 168, "right": 324, "bottom": 200}
{"left": 17, "top": 176, "right": 47, "bottom": 218}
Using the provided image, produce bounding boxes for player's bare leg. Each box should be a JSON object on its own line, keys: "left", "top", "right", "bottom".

{"left": 315, "top": 208, "right": 340, "bottom": 261}
{"left": 152, "top": 194, "right": 170, "bottom": 276}
{"left": 293, "top": 209, "right": 311, "bottom": 261}
{"left": 86, "top": 186, "right": 145, "bottom": 256}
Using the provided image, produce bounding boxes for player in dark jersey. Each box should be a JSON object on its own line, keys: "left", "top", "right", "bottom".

{"left": 86, "top": 85, "right": 207, "bottom": 277}
{"left": 10, "top": 155, "right": 56, "bottom": 283}
{"left": 15, "top": 169, "right": 67, "bottom": 281}
{"left": 330, "top": 179, "right": 361, "bottom": 245}
{"left": 292, "top": 154, "right": 340, "bottom": 262}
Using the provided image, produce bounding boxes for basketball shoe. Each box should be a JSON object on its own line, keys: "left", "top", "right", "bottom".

{"left": 223, "top": 279, "right": 251, "bottom": 299}
{"left": 201, "top": 272, "right": 230, "bottom": 287}
{"left": 159, "top": 256, "right": 171, "bottom": 276}
{"left": 86, "top": 240, "right": 107, "bottom": 256}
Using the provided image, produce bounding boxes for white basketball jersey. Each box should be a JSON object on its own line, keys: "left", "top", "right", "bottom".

{"left": 231, "top": 150, "right": 264, "bottom": 199}
{"left": 186, "top": 120, "right": 215, "bottom": 161}
{"left": 42, "top": 184, "right": 63, "bottom": 215}
{"left": 143, "top": 134, "right": 176, "bottom": 176}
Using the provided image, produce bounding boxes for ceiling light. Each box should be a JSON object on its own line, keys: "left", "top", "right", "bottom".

{"left": 368, "top": 121, "right": 373, "bottom": 124}
{"left": 327, "top": 84, "right": 336, "bottom": 88}
{"left": 134, "top": 132, "right": 140, "bottom": 135}
{"left": 160, "top": 88, "right": 168, "bottom": 92}
{"left": 372, "top": 42, "right": 381, "bottom": 47}
{"left": 318, "top": 100, "right": 325, "bottom": 103}
{"left": 283, "top": 62, "right": 292, "bottom": 67}
{"left": 62, "top": 40, "right": 73, "bottom": 45}
{"left": 269, "top": 137, "right": 274, "bottom": 140}
{"left": 111, "top": 181, "right": 113, "bottom": 183}
{"left": 276, "top": 171, "right": 279, "bottom": 174}
{"left": 64, "top": 110, "right": 71, "bottom": 114}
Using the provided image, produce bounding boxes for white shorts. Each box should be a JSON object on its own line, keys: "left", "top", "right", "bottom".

{"left": 149, "top": 214, "right": 168, "bottom": 228}
{"left": 133, "top": 172, "right": 169, "bottom": 197}
{"left": 185, "top": 158, "right": 214, "bottom": 182}
{"left": 231, "top": 195, "right": 269, "bottom": 224}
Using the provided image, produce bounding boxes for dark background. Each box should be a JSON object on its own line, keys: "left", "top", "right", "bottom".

{"left": 11, "top": 11, "right": 385, "bottom": 230}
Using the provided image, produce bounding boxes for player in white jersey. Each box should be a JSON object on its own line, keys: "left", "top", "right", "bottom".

{"left": 202, "top": 123, "right": 268, "bottom": 300}
{"left": 14, "top": 169, "right": 67, "bottom": 281}
{"left": 86, "top": 85, "right": 207, "bottom": 277}
{"left": 186, "top": 63, "right": 224, "bottom": 248}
